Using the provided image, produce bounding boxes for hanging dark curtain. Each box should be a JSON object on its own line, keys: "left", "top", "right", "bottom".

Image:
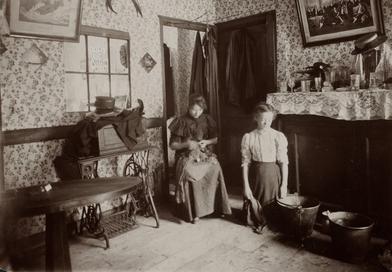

{"left": 163, "top": 43, "right": 175, "bottom": 118}
{"left": 203, "top": 28, "right": 220, "bottom": 137}
{"left": 225, "top": 29, "right": 256, "bottom": 110}
{"left": 189, "top": 31, "right": 207, "bottom": 98}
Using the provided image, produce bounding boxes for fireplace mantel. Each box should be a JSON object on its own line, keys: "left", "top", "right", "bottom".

{"left": 267, "top": 89, "right": 392, "bottom": 121}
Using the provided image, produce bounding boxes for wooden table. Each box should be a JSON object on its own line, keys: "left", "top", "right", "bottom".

{"left": 2, "top": 177, "right": 142, "bottom": 272}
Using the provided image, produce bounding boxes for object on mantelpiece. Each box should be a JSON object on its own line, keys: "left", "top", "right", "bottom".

{"left": 351, "top": 32, "right": 387, "bottom": 56}
{"left": 352, "top": 32, "right": 387, "bottom": 88}
{"left": 297, "top": 62, "right": 331, "bottom": 82}
{"left": 375, "top": 43, "right": 392, "bottom": 86}
{"left": 383, "top": 78, "right": 392, "bottom": 90}
{"left": 330, "top": 65, "right": 350, "bottom": 88}
{"left": 22, "top": 43, "right": 48, "bottom": 71}
{"left": 321, "top": 81, "right": 333, "bottom": 92}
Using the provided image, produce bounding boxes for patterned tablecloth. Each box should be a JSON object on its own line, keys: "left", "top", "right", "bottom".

{"left": 266, "top": 89, "right": 392, "bottom": 121}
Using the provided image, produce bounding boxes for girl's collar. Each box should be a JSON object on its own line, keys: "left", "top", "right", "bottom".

{"left": 255, "top": 127, "right": 271, "bottom": 134}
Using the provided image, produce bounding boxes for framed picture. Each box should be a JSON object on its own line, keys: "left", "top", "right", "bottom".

{"left": 296, "top": 0, "right": 385, "bottom": 47}
{"left": 8, "top": 0, "right": 82, "bottom": 42}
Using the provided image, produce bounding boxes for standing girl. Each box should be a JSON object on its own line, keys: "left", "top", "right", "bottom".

{"left": 241, "top": 102, "right": 288, "bottom": 233}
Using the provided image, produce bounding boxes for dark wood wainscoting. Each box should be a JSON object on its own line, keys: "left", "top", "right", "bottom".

{"left": 277, "top": 115, "right": 392, "bottom": 230}
{"left": 2, "top": 118, "right": 162, "bottom": 146}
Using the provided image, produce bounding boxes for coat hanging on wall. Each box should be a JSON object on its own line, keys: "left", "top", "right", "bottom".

{"left": 189, "top": 31, "right": 207, "bottom": 99}
{"left": 203, "top": 28, "right": 220, "bottom": 132}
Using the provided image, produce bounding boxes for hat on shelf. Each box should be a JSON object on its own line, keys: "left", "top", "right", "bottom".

{"left": 90, "top": 96, "right": 116, "bottom": 114}
{"left": 351, "top": 32, "right": 387, "bottom": 55}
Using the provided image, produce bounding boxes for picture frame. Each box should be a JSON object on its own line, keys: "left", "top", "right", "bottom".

{"left": 295, "top": 0, "right": 385, "bottom": 47}
{"left": 8, "top": 0, "right": 82, "bottom": 42}
{"left": 139, "top": 52, "right": 157, "bottom": 73}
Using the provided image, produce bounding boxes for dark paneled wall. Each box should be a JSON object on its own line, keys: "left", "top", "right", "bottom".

{"left": 277, "top": 115, "right": 392, "bottom": 231}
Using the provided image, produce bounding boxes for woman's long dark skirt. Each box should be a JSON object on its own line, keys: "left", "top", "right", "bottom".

{"left": 243, "top": 162, "right": 281, "bottom": 228}
{"left": 250, "top": 162, "right": 281, "bottom": 206}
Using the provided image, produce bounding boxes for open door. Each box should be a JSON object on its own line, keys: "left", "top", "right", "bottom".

{"left": 216, "top": 11, "right": 277, "bottom": 189}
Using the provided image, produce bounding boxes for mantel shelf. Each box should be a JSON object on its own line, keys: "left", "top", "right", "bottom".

{"left": 267, "top": 89, "right": 392, "bottom": 121}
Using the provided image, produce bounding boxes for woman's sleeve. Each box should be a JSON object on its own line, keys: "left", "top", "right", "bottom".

{"left": 206, "top": 115, "right": 218, "bottom": 138}
{"left": 276, "top": 132, "right": 289, "bottom": 164}
{"left": 241, "top": 133, "right": 251, "bottom": 167}
{"left": 168, "top": 117, "right": 186, "bottom": 145}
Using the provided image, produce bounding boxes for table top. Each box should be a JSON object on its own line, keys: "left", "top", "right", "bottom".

{"left": 1, "top": 177, "right": 142, "bottom": 216}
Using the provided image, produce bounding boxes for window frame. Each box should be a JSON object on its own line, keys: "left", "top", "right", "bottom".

{"left": 64, "top": 25, "right": 131, "bottom": 112}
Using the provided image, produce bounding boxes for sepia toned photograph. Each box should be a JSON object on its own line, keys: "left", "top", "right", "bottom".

{"left": 8, "top": 0, "right": 82, "bottom": 41}
{"left": 1, "top": 1, "right": 392, "bottom": 272}
{"left": 296, "top": 0, "right": 385, "bottom": 46}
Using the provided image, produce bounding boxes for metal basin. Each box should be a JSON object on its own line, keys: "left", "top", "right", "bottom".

{"left": 328, "top": 211, "right": 374, "bottom": 262}
{"left": 276, "top": 195, "right": 320, "bottom": 241}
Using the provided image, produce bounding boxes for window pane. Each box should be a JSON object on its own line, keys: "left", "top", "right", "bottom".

{"left": 110, "top": 39, "right": 129, "bottom": 74}
{"left": 88, "top": 36, "right": 108, "bottom": 73}
{"left": 89, "top": 75, "right": 110, "bottom": 107}
{"left": 65, "top": 74, "right": 88, "bottom": 112}
{"left": 64, "top": 35, "right": 86, "bottom": 72}
{"left": 111, "top": 75, "right": 129, "bottom": 97}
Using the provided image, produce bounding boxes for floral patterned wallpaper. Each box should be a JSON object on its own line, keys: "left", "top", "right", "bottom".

{"left": 214, "top": 0, "right": 392, "bottom": 85}
{"left": 1, "top": 0, "right": 215, "bottom": 237}
{"left": 2, "top": 0, "right": 391, "bottom": 238}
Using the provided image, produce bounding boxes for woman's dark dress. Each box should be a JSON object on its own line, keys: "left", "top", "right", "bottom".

{"left": 169, "top": 113, "right": 232, "bottom": 222}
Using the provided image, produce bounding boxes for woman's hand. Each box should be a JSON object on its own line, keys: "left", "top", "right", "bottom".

{"left": 187, "top": 140, "right": 199, "bottom": 150}
{"left": 198, "top": 140, "right": 210, "bottom": 149}
{"left": 243, "top": 186, "right": 254, "bottom": 200}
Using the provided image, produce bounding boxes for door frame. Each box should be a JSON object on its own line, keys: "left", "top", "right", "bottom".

{"left": 158, "top": 15, "right": 207, "bottom": 199}
{"left": 215, "top": 11, "right": 277, "bottom": 187}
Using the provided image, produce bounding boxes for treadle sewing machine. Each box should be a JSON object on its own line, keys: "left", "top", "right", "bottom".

{"left": 76, "top": 125, "right": 160, "bottom": 249}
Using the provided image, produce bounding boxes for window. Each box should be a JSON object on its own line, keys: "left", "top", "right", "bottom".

{"left": 64, "top": 26, "right": 131, "bottom": 112}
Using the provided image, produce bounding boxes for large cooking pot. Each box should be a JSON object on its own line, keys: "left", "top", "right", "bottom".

{"left": 328, "top": 211, "right": 374, "bottom": 262}
{"left": 276, "top": 195, "right": 320, "bottom": 241}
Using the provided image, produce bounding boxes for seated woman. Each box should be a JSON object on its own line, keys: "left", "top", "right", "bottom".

{"left": 241, "top": 102, "right": 288, "bottom": 233}
{"left": 169, "top": 94, "right": 232, "bottom": 223}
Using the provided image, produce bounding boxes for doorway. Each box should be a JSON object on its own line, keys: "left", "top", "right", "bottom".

{"left": 159, "top": 11, "right": 277, "bottom": 198}
{"left": 159, "top": 16, "right": 208, "bottom": 198}
{"left": 216, "top": 11, "right": 277, "bottom": 189}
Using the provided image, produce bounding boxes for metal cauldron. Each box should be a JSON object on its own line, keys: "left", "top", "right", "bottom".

{"left": 276, "top": 195, "right": 320, "bottom": 241}
{"left": 328, "top": 211, "right": 374, "bottom": 262}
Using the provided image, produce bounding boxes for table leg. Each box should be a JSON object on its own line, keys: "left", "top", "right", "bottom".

{"left": 46, "top": 211, "right": 72, "bottom": 272}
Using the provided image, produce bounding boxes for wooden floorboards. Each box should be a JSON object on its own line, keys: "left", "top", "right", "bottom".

{"left": 15, "top": 196, "right": 387, "bottom": 271}
{"left": 67, "top": 197, "right": 386, "bottom": 272}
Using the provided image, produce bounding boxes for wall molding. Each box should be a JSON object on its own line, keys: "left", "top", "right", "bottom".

{"left": 2, "top": 117, "right": 162, "bottom": 146}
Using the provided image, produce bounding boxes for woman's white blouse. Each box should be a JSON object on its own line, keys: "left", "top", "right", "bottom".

{"left": 241, "top": 128, "right": 288, "bottom": 166}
